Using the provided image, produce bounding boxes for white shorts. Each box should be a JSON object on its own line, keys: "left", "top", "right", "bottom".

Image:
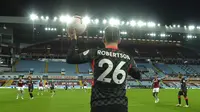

{"left": 153, "top": 88, "right": 159, "bottom": 93}
{"left": 84, "top": 86, "right": 87, "bottom": 89}
{"left": 45, "top": 85, "right": 48, "bottom": 88}
{"left": 39, "top": 87, "right": 44, "bottom": 90}
{"left": 17, "top": 87, "right": 24, "bottom": 91}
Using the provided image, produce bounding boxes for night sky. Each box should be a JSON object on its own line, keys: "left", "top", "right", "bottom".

{"left": 1, "top": 0, "right": 200, "bottom": 24}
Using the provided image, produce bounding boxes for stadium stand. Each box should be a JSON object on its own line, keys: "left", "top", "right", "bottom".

{"left": 48, "top": 61, "right": 76, "bottom": 73}
{"left": 167, "top": 64, "right": 186, "bottom": 74}
{"left": 16, "top": 60, "right": 45, "bottom": 72}
{"left": 155, "top": 63, "right": 174, "bottom": 74}
{"left": 78, "top": 63, "right": 91, "bottom": 73}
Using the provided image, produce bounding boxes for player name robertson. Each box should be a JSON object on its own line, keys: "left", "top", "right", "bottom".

{"left": 97, "top": 50, "right": 130, "bottom": 60}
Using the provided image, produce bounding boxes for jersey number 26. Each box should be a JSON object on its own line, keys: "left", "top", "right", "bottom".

{"left": 97, "top": 59, "right": 126, "bottom": 84}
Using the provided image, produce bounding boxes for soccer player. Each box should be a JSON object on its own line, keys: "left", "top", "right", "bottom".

{"left": 65, "top": 82, "right": 68, "bottom": 90}
{"left": 71, "top": 82, "right": 75, "bottom": 90}
{"left": 83, "top": 80, "right": 88, "bottom": 92}
{"left": 176, "top": 75, "right": 189, "bottom": 107}
{"left": 44, "top": 81, "right": 49, "bottom": 92}
{"left": 152, "top": 74, "right": 168, "bottom": 103}
{"left": 50, "top": 82, "right": 55, "bottom": 97}
{"left": 16, "top": 77, "right": 24, "bottom": 99}
{"left": 38, "top": 79, "right": 44, "bottom": 95}
{"left": 67, "top": 27, "right": 141, "bottom": 112}
{"left": 27, "top": 77, "right": 34, "bottom": 99}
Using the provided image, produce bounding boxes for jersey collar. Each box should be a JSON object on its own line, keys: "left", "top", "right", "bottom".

{"left": 106, "top": 45, "right": 118, "bottom": 50}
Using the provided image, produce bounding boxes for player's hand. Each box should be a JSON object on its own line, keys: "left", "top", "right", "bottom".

{"left": 68, "top": 28, "right": 77, "bottom": 40}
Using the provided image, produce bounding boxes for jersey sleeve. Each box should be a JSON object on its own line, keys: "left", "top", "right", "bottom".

{"left": 127, "top": 58, "right": 141, "bottom": 80}
{"left": 66, "top": 39, "right": 96, "bottom": 64}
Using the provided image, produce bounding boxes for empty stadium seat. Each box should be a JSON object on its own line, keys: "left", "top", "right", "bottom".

{"left": 48, "top": 61, "right": 76, "bottom": 73}
{"left": 78, "top": 63, "right": 91, "bottom": 72}
{"left": 16, "top": 60, "right": 45, "bottom": 73}
{"left": 168, "top": 64, "right": 186, "bottom": 74}
{"left": 155, "top": 63, "right": 173, "bottom": 74}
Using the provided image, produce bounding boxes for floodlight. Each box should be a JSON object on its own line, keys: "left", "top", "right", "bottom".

{"left": 54, "top": 28, "right": 57, "bottom": 31}
{"left": 45, "top": 28, "right": 48, "bottom": 31}
{"left": 94, "top": 19, "right": 99, "bottom": 24}
{"left": 177, "top": 25, "right": 180, "bottom": 28}
{"left": 121, "top": 21, "right": 125, "bottom": 25}
{"left": 149, "top": 33, "right": 156, "bottom": 37}
{"left": 41, "top": 16, "right": 44, "bottom": 20}
{"left": 130, "top": 20, "right": 136, "bottom": 27}
{"left": 45, "top": 16, "right": 49, "bottom": 21}
{"left": 53, "top": 17, "right": 57, "bottom": 21}
{"left": 30, "top": 13, "right": 38, "bottom": 21}
{"left": 51, "top": 28, "right": 53, "bottom": 31}
{"left": 188, "top": 25, "right": 195, "bottom": 30}
{"left": 62, "top": 29, "right": 65, "bottom": 31}
{"left": 48, "top": 28, "right": 50, "bottom": 30}
{"left": 158, "top": 24, "right": 160, "bottom": 26}
{"left": 160, "top": 34, "right": 166, "bottom": 37}
{"left": 82, "top": 16, "right": 91, "bottom": 25}
{"left": 103, "top": 19, "right": 107, "bottom": 24}
{"left": 126, "top": 22, "right": 130, "bottom": 25}
{"left": 137, "top": 20, "right": 146, "bottom": 27}
{"left": 66, "top": 15, "right": 72, "bottom": 24}
{"left": 100, "top": 30, "right": 103, "bottom": 33}
{"left": 109, "top": 18, "right": 120, "bottom": 26}
{"left": 147, "top": 22, "right": 156, "bottom": 27}
{"left": 187, "top": 35, "right": 192, "bottom": 38}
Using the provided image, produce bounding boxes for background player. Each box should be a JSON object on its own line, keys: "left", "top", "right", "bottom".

{"left": 152, "top": 74, "right": 167, "bottom": 103}
{"left": 67, "top": 26, "right": 141, "bottom": 112}
{"left": 27, "top": 76, "right": 34, "bottom": 99}
{"left": 50, "top": 82, "right": 55, "bottom": 97}
{"left": 44, "top": 81, "right": 49, "bottom": 92}
{"left": 65, "top": 82, "right": 68, "bottom": 90}
{"left": 71, "top": 82, "right": 75, "bottom": 90}
{"left": 16, "top": 77, "right": 24, "bottom": 100}
{"left": 83, "top": 80, "right": 88, "bottom": 92}
{"left": 38, "top": 79, "right": 44, "bottom": 95}
{"left": 176, "top": 75, "right": 189, "bottom": 107}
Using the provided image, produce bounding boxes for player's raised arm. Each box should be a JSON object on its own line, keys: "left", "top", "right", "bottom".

{"left": 127, "top": 58, "right": 141, "bottom": 80}
{"left": 66, "top": 29, "right": 96, "bottom": 64}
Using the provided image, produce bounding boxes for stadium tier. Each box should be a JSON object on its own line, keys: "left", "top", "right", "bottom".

{"left": 16, "top": 60, "right": 45, "bottom": 72}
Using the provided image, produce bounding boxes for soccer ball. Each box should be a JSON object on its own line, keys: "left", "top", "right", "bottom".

{"left": 67, "top": 15, "right": 87, "bottom": 35}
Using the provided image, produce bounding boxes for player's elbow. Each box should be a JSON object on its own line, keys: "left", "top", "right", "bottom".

{"left": 129, "top": 69, "right": 141, "bottom": 80}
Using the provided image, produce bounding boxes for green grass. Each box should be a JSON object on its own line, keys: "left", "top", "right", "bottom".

{"left": 0, "top": 89, "right": 199, "bottom": 112}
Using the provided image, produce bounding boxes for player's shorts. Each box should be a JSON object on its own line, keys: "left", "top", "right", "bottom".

{"left": 84, "top": 86, "right": 87, "bottom": 89}
{"left": 39, "top": 87, "right": 44, "bottom": 90}
{"left": 178, "top": 90, "right": 187, "bottom": 97}
{"left": 50, "top": 87, "right": 54, "bottom": 90}
{"left": 45, "top": 85, "right": 48, "bottom": 88}
{"left": 17, "top": 87, "right": 24, "bottom": 91}
{"left": 28, "top": 88, "right": 33, "bottom": 92}
{"left": 153, "top": 88, "right": 159, "bottom": 93}
{"left": 91, "top": 104, "right": 127, "bottom": 112}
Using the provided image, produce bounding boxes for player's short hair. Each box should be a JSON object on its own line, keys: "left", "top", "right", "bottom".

{"left": 103, "top": 26, "right": 120, "bottom": 43}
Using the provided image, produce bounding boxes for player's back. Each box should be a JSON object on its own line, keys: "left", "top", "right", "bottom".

{"left": 91, "top": 47, "right": 132, "bottom": 107}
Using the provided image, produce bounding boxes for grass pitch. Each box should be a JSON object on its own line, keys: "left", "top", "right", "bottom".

{"left": 0, "top": 89, "right": 199, "bottom": 112}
